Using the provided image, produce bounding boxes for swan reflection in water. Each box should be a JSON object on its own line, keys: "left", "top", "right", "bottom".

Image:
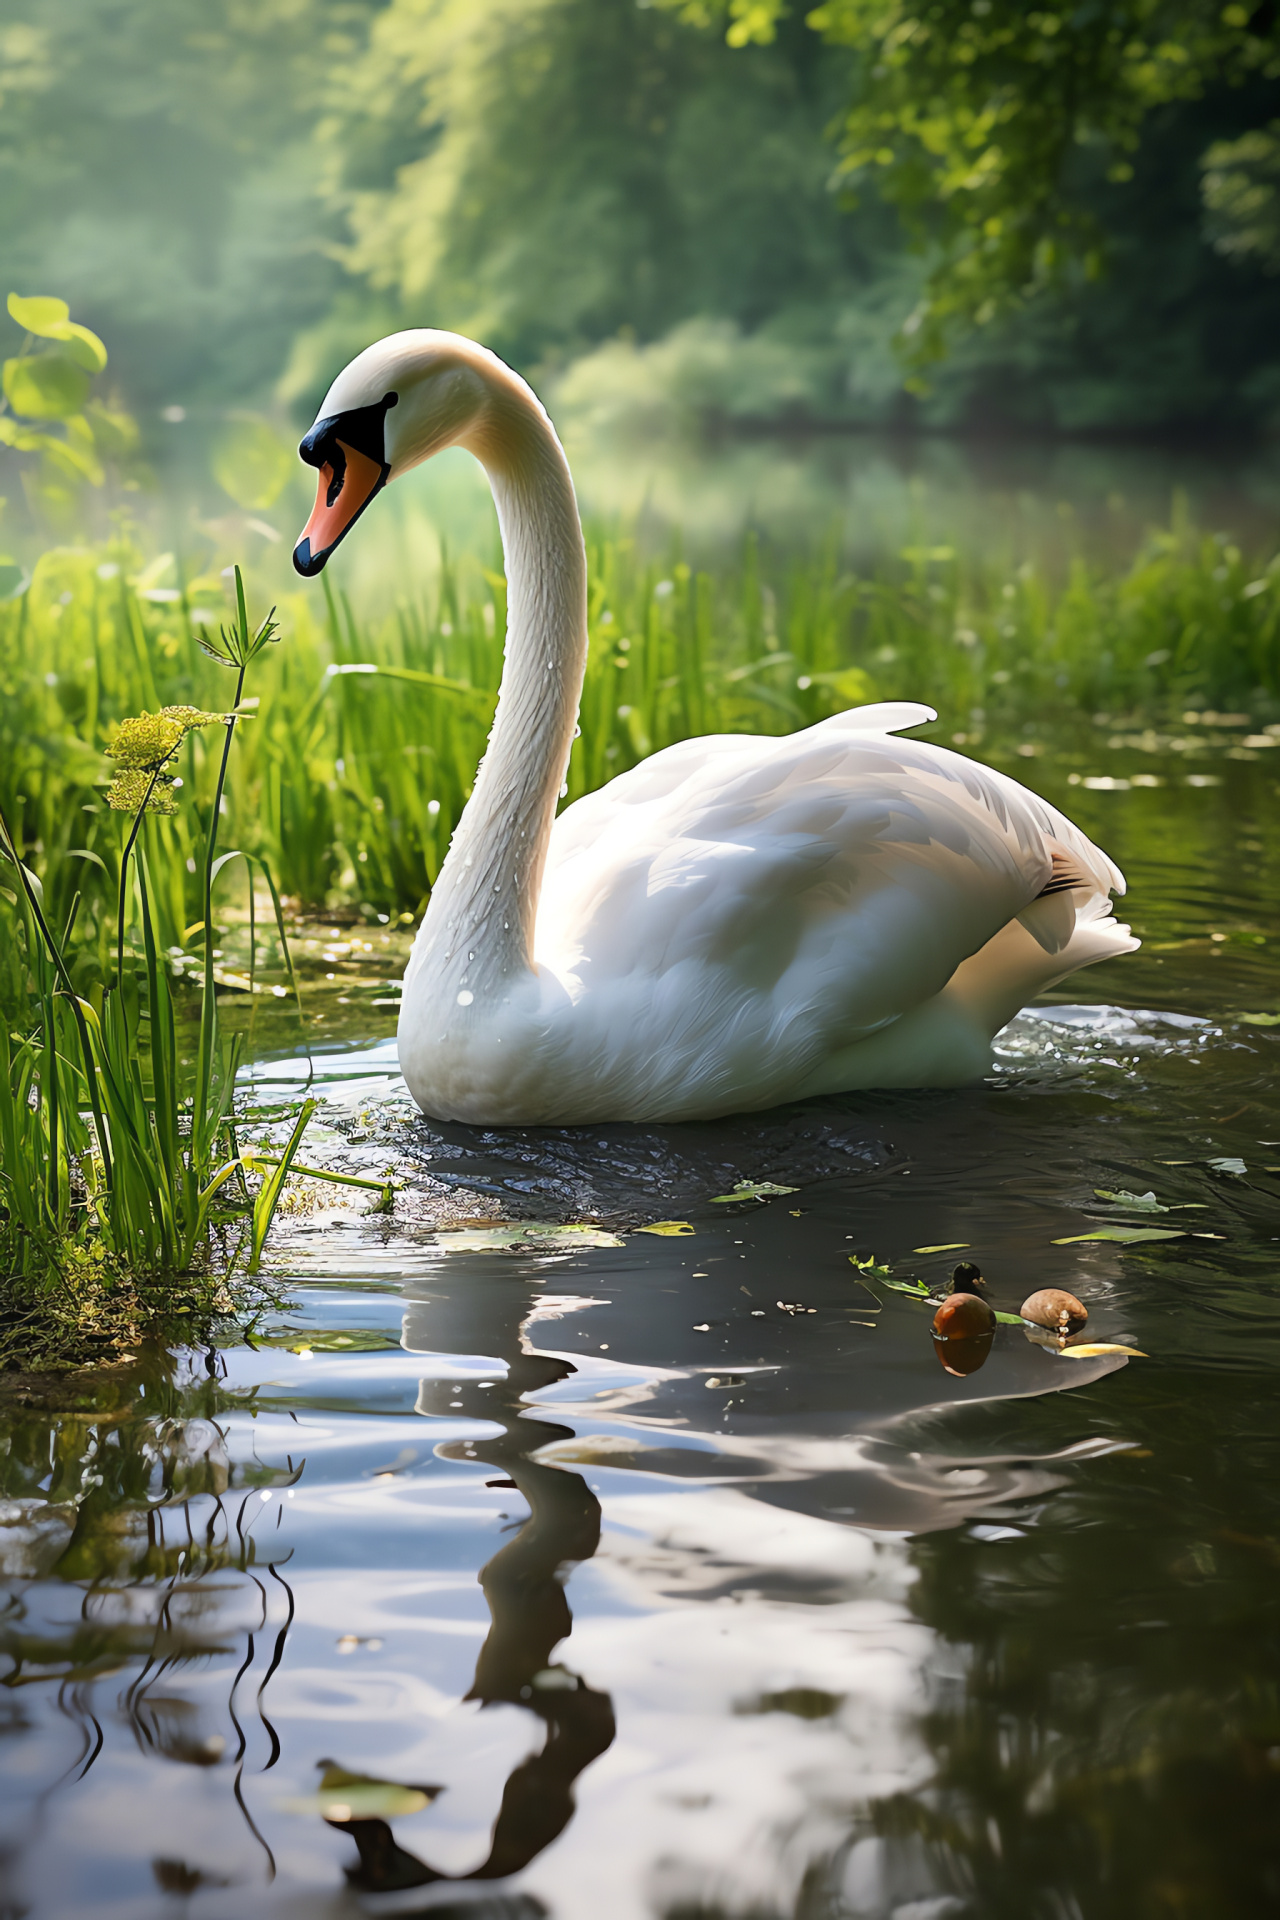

{"left": 0, "top": 1290, "right": 615, "bottom": 1911}
{"left": 322, "top": 1287, "right": 617, "bottom": 1902}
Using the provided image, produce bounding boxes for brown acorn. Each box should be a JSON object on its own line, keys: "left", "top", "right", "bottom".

{"left": 1020, "top": 1288, "right": 1088, "bottom": 1333}
{"left": 932, "top": 1292, "right": 995, "bottom": 1341}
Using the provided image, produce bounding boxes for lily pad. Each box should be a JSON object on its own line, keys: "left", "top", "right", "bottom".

{"left": 710, "top": 1180, "right": 798, "bottom": 1203}
{"left": 1052, "top": 1225, "right": 1186, "bottom": 1244}
{"left": 636, "top": 1220, "right": 695, "bottom": 1236}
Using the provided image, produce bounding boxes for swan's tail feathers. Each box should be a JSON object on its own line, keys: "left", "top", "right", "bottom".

{"left": 818, "top": 701, "right": 937, "bottom": 736}
{"left": 945, "top": 869, "right": 1140, "bottom": 1039}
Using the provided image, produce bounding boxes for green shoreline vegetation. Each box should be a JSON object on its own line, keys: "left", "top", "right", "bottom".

{"left": 4, "top": 501, "right": 1280, "bottom": 935}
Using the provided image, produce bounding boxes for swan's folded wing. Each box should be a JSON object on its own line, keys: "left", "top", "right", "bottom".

{"left": 538, "top": 711, "right": 1123, "bottom": 1046}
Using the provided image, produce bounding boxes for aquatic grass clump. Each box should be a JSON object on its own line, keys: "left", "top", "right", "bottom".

{"left": 0, "top": 570, "right": 322, "bottom": 1370}
{"left": 7, "top": 507, "right": 1280, "bottom": 932}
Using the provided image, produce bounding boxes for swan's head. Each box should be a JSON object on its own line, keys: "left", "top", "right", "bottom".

{"left": 293, "top": 330, "right": 494, "bottom": 577}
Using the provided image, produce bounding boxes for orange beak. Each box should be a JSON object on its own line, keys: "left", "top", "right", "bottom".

{"left": 294, "top": 440, "right": 386, "bottom": 577}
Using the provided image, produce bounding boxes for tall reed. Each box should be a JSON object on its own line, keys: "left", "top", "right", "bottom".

{"left": 0, "top": 571, "right": 318, "bottom": 1363}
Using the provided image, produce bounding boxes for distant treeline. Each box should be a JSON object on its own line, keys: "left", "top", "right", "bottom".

{"left": 3, "top": 0, "right": 1280, "bottom": 438}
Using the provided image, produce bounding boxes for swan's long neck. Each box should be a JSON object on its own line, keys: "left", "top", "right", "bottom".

{"left": 408, "top": 379, "right": 587, "bottom": 1001}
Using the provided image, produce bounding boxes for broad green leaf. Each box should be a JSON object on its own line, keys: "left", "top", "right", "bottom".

{"left": 1238, "top": 1010, "right": 1280, "bottom": 1027}
{"left": 710, "top": 1179, "right": 798, "bottom": 1202}
{"left": 212, "top": 416, "right": 292, "bottom": 510}
{"left": 7, "top": 293, "right": 70, "bottom": 337}
{"left": 1056, "top": 1342, "right": 1147, "bottom": 1359}
{"left": 993, "top": 1309, "right": 1023, "bottom": 1324}
{"left": 59, "top": 322, "right": 107, "bottom": 373}
{"left": 637, "top": 1220, "right": 695, "bottom": 1235}
{"left": 1052, "top": 1225, "right": 1185, "bottom": 1244}
{"left": 3, "top": 353, "right": 90, "bottom": 420}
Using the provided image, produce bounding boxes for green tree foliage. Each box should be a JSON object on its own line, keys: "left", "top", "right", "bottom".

{"left": 0, "top": 0, "right": 370, "bottom": 408}
{"left": 2, "top": 0, "right": 1279, "bottom": 438}
{"left": 1203, "top": 118, "right": 1280, "bottom": 268}
{"left": 295, "top": 0, "right": 881, "bottom": 387}
{"left": 0, "top": 292, "right": 139, "bottom": 527}
{"left": 664, "top": 0, "right": 1280, "bottom": 363}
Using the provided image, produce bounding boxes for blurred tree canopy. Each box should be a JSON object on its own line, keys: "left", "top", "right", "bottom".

{"left": 664, "top": 0, "right": 1280, "bottom": 364}
{"left": 289, "top": 0, "right": 886, "bottom": 392}
{"left": 0, "top": 0, "right": 367, "bottom": 408}
{"left": 1, "top": 0, "right": 1279, "bottom": 438}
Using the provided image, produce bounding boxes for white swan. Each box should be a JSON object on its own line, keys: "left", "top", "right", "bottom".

{"left": 293, "top": 330, "right": 1137, "bottom": 1124}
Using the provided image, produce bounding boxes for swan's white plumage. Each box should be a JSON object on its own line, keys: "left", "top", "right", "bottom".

{"left": 301, "top": 330, "right": 1136, "bottom": 1124}
{"left": 400, "top": 696, "right": 1136, "bottom": 1124}
{"left": 514, "top": 702, "right": 1135, "bottom": 1120}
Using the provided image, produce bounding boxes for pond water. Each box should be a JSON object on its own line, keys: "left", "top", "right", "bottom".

{"left": 2, "top": 736, "right": 1280, "bottom": 1918}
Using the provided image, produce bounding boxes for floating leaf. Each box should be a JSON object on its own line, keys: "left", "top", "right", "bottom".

{"left": 1208, "top": 1156, "right": 1247, "bottom": 1177}
{"left": 1055, "top": 1343, "right": 1147, "bottom": 1359}
{"left": 431, "top": 1222, "right": 624, "bottom": 1251}
{"left": 256, "top": 1329, "right": 397, "bottom": 1353}
{"left": 637, "top": 1220, "right": 695, "bottom": 1236}
{"left": 1238, "top": 1011, "right": 1280, "bottom": 1027}
{"left": 710, "top": 1180, "right": 798, "bottom": 1203}
{"left": 278, "top": 1761, "right": 441, "bottom": 1821}
{"left": 1093, "top": 1189, "right": 1168, "bottom": 1211}
{"left": 1053, "top": 1226, "right": 1186, "bottom": 1244}
{"left": 912, "top": 1242, "right": 970, "bottom": 1253}
{"left": 993, "top": 1310, "right": 1024, "bottom": 1325}
{"left": 850, "top": 1253, "right": 897, "bottom": 1283}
